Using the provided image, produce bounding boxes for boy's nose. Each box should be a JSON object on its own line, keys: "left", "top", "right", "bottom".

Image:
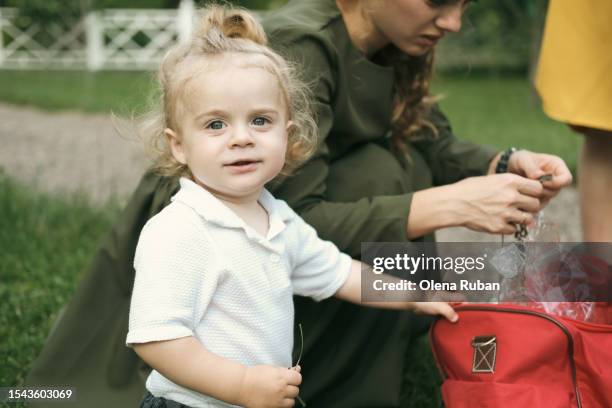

{"left": 229, "top": 126, "right": 255, "bottom": 147}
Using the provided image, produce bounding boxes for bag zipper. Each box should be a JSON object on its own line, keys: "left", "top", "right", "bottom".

{"left": 429, "top": 305, "right": 583, "bottom": 408}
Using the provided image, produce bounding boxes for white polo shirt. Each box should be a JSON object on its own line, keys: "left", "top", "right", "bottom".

{"left": 127, "top": 177, "right": 352, "bottom": 407}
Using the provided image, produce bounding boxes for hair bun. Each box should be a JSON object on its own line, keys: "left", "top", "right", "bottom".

{"left": 197, "top": 6, "right": 268, "bottom": 46}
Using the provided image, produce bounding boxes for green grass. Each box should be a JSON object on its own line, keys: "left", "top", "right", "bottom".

{"left": 434, "top": 74, "right": 581, "bottom": 175}
{"left": 403, "top": 335, "right": 444, "bottom": 407}
{"left": 0, "top": 70, "right": 153, "bottom": 114}
{"left": 0, "top": 171, "right": 119, "bottom": 388}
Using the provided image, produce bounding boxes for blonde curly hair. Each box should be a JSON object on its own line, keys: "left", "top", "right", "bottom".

{"left": 135, "top": 4, "right": 318, "bottom": 178}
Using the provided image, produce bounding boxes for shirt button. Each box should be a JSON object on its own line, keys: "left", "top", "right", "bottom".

{"left": 270, "top": 254, "right": 280, "bottom": 263}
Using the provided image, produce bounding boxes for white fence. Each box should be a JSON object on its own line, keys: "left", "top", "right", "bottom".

{"left": 0, "top": 0, "right": 195, "bottom": 70}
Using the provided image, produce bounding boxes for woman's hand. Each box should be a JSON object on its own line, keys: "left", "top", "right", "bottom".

{"left": 446, "top": 173, "right": 544, "bottom": 235}
{"left": 506, "top": 150, "right": 573, "bottom": 206}
{"left": 238, "top": 365, "right": 302, "bottom": 408}
{"left": 407, "top": 173, "right": 546, "bottom": 238}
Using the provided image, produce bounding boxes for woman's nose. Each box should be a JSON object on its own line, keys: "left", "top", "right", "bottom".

{"left": 435, "top": 5, "right": 463, "bottom": 33}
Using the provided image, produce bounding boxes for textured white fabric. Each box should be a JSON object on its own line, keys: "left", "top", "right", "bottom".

{"left": 127, "top": 177, "right": 352, "bottom": 408}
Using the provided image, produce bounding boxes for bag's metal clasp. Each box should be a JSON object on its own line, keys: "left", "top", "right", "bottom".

{"left": 471, "top": 335, "right": 497, "bottom": 373}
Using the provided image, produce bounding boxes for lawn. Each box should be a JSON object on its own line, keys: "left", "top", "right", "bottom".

{"left": 0, "top": 172, "right": 120, "bottom": 388}
{"left": 0, "top": 70, "right": 153, "bottom": 115}
{"left": 433, "top": 74, "right": 580, "bottom": 175}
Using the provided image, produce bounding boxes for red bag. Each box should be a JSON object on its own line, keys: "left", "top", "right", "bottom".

{"left": 430, "top": 303, "right": 612, "bottom": 408}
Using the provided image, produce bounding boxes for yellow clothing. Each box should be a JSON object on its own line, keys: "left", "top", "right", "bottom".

{"left": 535, "top": 0, "right": 612, "bottom": 131}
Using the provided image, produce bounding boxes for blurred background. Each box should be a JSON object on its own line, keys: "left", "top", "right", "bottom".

{"left": 0, "top": 1, "right": 580, "bottom": 407}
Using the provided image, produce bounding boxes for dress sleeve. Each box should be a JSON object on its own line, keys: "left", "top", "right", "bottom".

{"left": 268, "top": 35, "right": 414, "bottom": 257}
{"left": 410, "top": 105, "right": 499, "bottom": 186}
{"left": 126, "top": 209, "right": 218, "bottom": 346}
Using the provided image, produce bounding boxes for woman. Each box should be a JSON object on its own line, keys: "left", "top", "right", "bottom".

{"left": 27, "top": 1, "right": 572, "bottom": 407}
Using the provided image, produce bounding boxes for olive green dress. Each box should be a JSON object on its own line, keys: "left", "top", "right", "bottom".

{"left": 26, "top": 1, "right": 497, "bottom": 407}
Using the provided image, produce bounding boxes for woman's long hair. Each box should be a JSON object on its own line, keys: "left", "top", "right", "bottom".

{"left": 381, "top": 46, "right": 438, "bottom": 153}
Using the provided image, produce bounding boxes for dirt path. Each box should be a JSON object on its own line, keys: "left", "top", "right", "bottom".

{"left": 0, "top": 102, "right": 582, "bottom": 241}
{"left": 0, "top": 103, "right": 149, "bottom": 204}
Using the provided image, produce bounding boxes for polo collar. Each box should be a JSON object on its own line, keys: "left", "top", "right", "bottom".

{"left": 172, "top": 177, "right": 290, "bottom": 241}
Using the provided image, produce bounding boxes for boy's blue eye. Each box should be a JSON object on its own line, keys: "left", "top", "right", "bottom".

{"left": 207, "top": 120, "right": 226, "bottom": 130}
{"left": 252, "top": 117, "right": 269, "bottom": 126}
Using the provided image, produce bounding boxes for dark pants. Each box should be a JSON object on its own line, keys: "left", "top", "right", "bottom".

{"left": 140, "top": 391, "right": 192, "bottom": 408}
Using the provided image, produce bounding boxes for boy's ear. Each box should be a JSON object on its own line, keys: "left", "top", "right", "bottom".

{"left": 285, "top": 120, "right": 295, "bottom": 134}
{"left": 165, "top": 128, "right": 187, "bottom": 164}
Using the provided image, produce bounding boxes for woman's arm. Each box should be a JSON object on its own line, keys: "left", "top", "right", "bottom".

{"left": 334, "top": 260, "right": 459, "bottom": 322}
{"left": 413, "top": 108, "right": 571, "bottom": 208}
{"left": 134, "top": 338, "right": 301, "bottom": 408}
{"left": 407, "top": 173, "right": 544, "bottom": 238}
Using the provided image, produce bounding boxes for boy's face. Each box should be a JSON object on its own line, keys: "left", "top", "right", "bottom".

{"left": 167, "top": 59, "right": 289, "bottom": 202}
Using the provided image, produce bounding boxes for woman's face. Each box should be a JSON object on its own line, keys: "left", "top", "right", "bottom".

{"left": 365, "top": 0, "right": 470, "bottom": 56}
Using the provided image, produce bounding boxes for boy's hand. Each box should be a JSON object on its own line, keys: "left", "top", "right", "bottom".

{"left": 238, "top": 365, "right": 302, "bottom": 408}
{"left": 412, "top": 301, "right": 459, "bottom": 323}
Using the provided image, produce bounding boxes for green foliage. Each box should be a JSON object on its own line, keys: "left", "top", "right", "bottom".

{"left": 0, "top": 171, "right": 119, "bottom": 388}
{"left": 97, "top": 0, "right": 180, "bottom": 9}
{"left": 0, "top": 0, "right": 287, "bottom": 51}
{"left": 437, "top": 0, "right": 548, "bottom": 71}
{"left": 0, "top": 0, "right": 288, "bottom": 19}
{"left": 3, "top": 0, "right": 85, "bottom": 28}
